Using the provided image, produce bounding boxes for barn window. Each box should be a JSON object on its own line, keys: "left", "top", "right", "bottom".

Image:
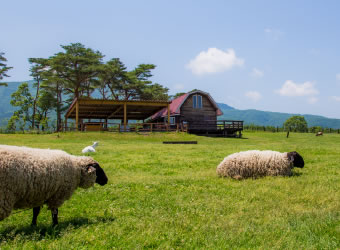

{"left": 193, "top": 95, "right": 197, "bottom": 108}
{"left": 193, "top": 95, "right": 203, "bottom": 109}
{"left": 197, "top": 95, "right": 203, "bottom": 108}
{"left": 170, "top": 117, "right": 176, "bottom": 124}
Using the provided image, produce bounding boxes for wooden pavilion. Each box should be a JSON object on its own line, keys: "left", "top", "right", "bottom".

{"left": 64, "top": 98, "right": 171, "bottom": 131}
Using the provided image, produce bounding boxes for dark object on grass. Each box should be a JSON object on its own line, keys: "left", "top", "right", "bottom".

{"left": 286, "top": 131, "right": 289, "bottom": 138}
{"left": 163, "top": 141, "right": 198, "bottom": 144}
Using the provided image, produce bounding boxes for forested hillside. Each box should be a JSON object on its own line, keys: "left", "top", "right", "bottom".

{"left": 217, "top": 104, "right": 340, "bottom": 128}
{"left": 1, "top": 82, "right": 340, "bottom": 128}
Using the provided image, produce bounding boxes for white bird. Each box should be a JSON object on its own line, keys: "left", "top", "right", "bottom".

{"left": 82, "top": 142, "right": 99, "bottom": 154}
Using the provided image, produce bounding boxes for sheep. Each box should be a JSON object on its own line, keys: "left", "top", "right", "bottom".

{"left": 82, "top": 141, "right": 99, "bottom": 154}
{"left": 316, "top": 131, "right": 323, "bottom": 136}
{"left": 0, "top": 145, "right": 108, "bottom": 226}
{"left": 216, "top": 150, "right": 304, "bottom": 179}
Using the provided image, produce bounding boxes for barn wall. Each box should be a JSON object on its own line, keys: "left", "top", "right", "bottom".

{"left": 180, "top": 94, "right": 217, "bottom": 123}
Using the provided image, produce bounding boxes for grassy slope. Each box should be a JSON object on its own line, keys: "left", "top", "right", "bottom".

{"left": 0, "top": 132, "right": 339, "bottom": 249}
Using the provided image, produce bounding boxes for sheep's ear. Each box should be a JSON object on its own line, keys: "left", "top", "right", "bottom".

{"left": 86, "top": 165, "right": 96, "bottom": 173}
{"left": 287, "top": 151, "right": 296, "bottom": 163}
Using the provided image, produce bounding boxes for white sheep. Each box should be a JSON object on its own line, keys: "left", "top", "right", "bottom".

{"left": 82, "top": 141, "right": 99, "bottom": 154}
{"left": 216, "top": 150, "right": 304, "bottom": 179}
{"left": 0, "top": 145, "right": 108, "bottom": 226}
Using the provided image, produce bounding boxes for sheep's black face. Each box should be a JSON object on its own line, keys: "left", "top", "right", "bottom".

{"left": 88, "top": 163, "right": 108, "bottom": 185}
{"left": 287, "top": 151, "right": 304, "bottom": 168}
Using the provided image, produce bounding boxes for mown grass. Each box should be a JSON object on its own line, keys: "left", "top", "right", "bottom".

{"left": 0, "top": 131, "right": 339, "bottom": 249}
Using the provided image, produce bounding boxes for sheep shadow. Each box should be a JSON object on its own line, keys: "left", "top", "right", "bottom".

{"left": 291, "top": 171, "right": 303, "bottom": 177}
{"left": 0, "top": 216, "right": 115, "bottom": 241}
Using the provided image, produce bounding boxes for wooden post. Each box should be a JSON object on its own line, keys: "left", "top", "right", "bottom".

{"left": 76, "top": 101, "right": 79, "bottom": 131}
{"left": 65, "top": 118, "right": 68, "bottom": 132}
{"left": 124, "top": 103, "right": 127, "bottom": 131}
{"left": 167, "top": 104, "right": 170, "bottom": 125}
{"left": 151, "top": 123, "right": 153, "bottom": 132}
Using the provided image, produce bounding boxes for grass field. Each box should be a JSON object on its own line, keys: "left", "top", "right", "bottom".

{"left": 0, "top": 131, "right": 339, "bottom": 249}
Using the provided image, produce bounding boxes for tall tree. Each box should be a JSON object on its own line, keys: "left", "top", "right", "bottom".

{"left": 124, "top": 64, "right": 156, "bottom": 100}
{"left": 50, "top": 43, "right": 104, "bottom": 100}
{"left": 100, "top": 60, "right": 169, "bottom": 100}
{"left": 0, "top": 52, "right": 13, "bottom": 86}
{"left": 139, "top": 83, "right": 169, "bottom": 101}
{"left": 40, "top": 66, "right": 68, "bottom": 132}
{"left": 28, "top": 57, "right": 49, "bottom": 129}
{"left": 99, "top": 58, "right": 128, "bottom": 100}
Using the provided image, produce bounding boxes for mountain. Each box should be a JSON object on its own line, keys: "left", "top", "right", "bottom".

{"left": 217, "top": 103, "right": 340, "bottom": 129}
{"left": 217, "top": 103, "right": 234, "bottom": 110}
{"left": 1, "top": 81, "right": 340, "bottom": 128}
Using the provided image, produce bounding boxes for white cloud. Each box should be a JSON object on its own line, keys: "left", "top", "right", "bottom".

{"left": 331, "top": 96, "right": 340, "bottom": 102}
{"left": 186, "top": 48, "right": 244, "bottom": 75}
{"left": 276, "top": 80, "right": 319, "bottom": 97}
{"left": 245, "top": 91, "right": 262, "bottom": 102}
{"left": 265, "top": 28, "right": 284, "bottom": 40}
{"left": 336, "top": 74, "right": 340, "bottom": 81}
{"left": 173, "top": 84, "right": 184, "bottom": 90}
{"left": 251, "top": 68, "right": 264, "bottom": 78}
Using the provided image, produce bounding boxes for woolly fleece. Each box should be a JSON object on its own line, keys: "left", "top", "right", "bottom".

{"left": 0, "top": 145, "right": 98, "bottom": 221}
{"left": 217, "top": 150, "right": 293, "bottom": 179}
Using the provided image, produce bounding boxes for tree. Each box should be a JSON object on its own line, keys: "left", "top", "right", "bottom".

{"left": 99, "top": 58, "right": 127, "bottom": 100}
{"left": 0, "top": 52, "right": 13, "bottom": 86}
{"left": 171, "top": 92, "right": 186, "bottom": 100}
{"left": 40, "top": 69, "right": 68, "bottom": 132}
{"left": 28, "top": 57, "right": 49, "bottom": 129}
{"left": 283, "top": 116, "right": 308, "bottom": 132}
{"left": 100, "top": 60, "right": 169, "bottom": 100}
{"left": 8, "top": 82, "right": 34, "bottom": 129}
{"left": 139, "top": 83, "right": 169, "bottom": 101}
{"left": 35, "top": 90, "right": 56, "bottom": 131}
{"left": 50, "top": 43, "right": 104, "bottom": 100}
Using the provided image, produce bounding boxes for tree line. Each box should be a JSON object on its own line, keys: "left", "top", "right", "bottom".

{"left": 245, "top": 116, "right": 340, "bottom": 133}
{"left": 1, "top": 43, "right": 170, "bottom": 132}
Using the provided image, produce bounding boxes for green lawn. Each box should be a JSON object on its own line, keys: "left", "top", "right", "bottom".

{"left": 0, "top": 132, "right": 339, "bottom": 249}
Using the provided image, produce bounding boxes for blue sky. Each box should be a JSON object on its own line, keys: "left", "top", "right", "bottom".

{"left": 2, "top": 0, "right": 340, "bottom": 118}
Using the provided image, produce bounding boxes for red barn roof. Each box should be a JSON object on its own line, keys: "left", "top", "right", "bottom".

{"left": 151, "top": 90, "right": 223, "bottom": 120}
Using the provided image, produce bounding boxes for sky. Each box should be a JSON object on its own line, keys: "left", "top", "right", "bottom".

{"left": 2, "top": 0, "right": 340, "bottom": 118}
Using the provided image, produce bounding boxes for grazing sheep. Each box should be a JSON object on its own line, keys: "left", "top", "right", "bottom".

{"left": 0, "top": 145, "right": 108, "bottom": 226}
{"left": 316, "top": 131, "right": 323, "bottom": 136}
{"left": 82, "top": 141, "right": 99, "bottom": 153}
{"left": 217, "top": 150, "right": 304, "bottom": 179}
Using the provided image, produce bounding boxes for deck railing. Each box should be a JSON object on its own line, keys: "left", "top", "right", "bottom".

{"left": 62, "top": 120, "right": 243, "bottom": 134}
{"left": 63, "top": 122, "right": 188, "bottom": 132}
{"left": 188, "top": 120, "right": 243, "bottom": 131}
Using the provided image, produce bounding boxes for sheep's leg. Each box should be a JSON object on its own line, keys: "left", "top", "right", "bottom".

{"left": 31, "top": 206, "right": 41, "bottom": 226}
{"left": 51, "top": 208, "right": 58, "bottom": 226}
{"left": 0, "top": 193, "right": 15, "bottom": 221}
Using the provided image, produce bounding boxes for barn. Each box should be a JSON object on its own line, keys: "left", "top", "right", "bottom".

{"left": 151, "top": 90, "right": 243, "bottom": 137}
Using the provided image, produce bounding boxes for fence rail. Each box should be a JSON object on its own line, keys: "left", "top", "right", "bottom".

{"left": 63, "top": 122, "right": 188, "bottom": 133}
{"left": 188, "top": 120, "right": 244, "bottom": 130}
